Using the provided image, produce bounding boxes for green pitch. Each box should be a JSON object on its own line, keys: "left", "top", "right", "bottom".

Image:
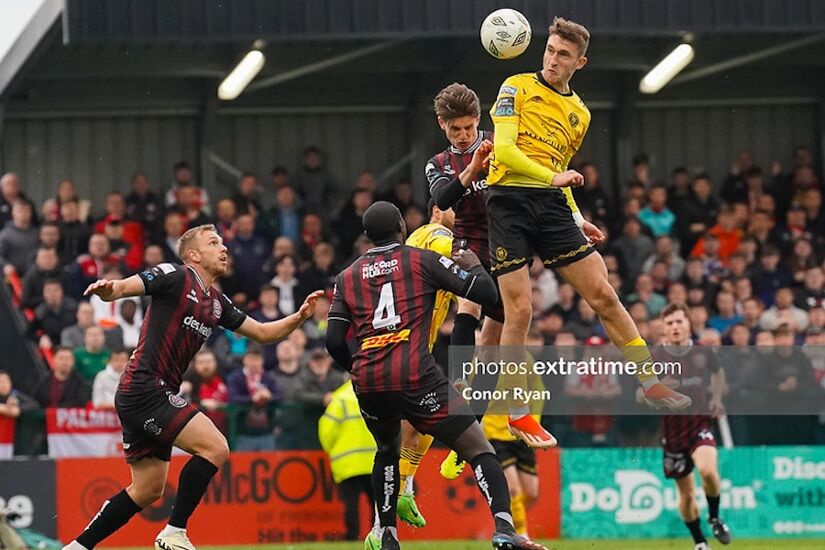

{"left": 184, "top": 541, "right": 825, "bottom": 550}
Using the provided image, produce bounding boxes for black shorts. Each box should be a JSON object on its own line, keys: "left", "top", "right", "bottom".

{"left": 486, "top": 187, "right": 594, "bottom": 276}
{"left": 115, "top": 387, "right": 199, "bottom": 463}
{"left": 452, "top": 237, "right": 505, "bottom": 323}
{"left": 356, "top": 373, "right": 475, "bottom": 446}
{"left": 491, "top": 439, "right": 537, "bottom": 475}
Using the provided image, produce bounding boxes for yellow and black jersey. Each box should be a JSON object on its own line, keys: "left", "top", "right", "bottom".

{"left": 488, "top": 71, "right": 591, "bottom": 208}
{"left": 405, "top": 222, "right": 455, "bottom": 351}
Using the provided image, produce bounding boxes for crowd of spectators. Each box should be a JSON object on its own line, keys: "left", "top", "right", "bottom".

{"left": 1, "top": 143, "right": 824, "bottom": 454}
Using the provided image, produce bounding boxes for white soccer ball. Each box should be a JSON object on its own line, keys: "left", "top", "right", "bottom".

{"left": 480, "top": 8, "right": 532, "bottom": 60}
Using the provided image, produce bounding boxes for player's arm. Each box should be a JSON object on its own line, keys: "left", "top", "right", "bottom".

{"left": 325, "top": 276, "right": 353, "bottom": 371}
{"left": 84, "top": 275, "right": 145, "bottom": 301}
{"left": 236, "top": 290, "right": 324, "bottom": 344}
{"left": 422, "top": 249, "right": 497, "bottom": 308}
{"left": 428, "top": 143, "right": 493, "bottom": 210}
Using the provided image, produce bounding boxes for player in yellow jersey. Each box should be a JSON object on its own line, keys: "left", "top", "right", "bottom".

{"left": 487, "top": 16, "right": 691, "bottom": 416}
{"left": 365, "top": 200, "right": 456, "bottom": 547}
{"left": 482, "top": 330, "right": 546, "bottom": 539}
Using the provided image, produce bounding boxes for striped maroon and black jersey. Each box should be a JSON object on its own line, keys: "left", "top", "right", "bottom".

{"left": 655, "top": 342, "right": 721, "bottom": 446}
{"left": 328, "top": 242, "right": 477, "bottom": 392}
{"left": 120, "top": 263, "right": 246, "bottom": 394}
{"left": 425, "top": 130, "right": 491, "bottom": 254}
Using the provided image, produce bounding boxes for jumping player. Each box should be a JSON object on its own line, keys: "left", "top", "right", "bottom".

{"left": 486, "top": 16, "right": 690, "bottom": 412}
{"left": 658, "top": 303, "right": 732, "bottom": 550}
{"left": 62, "top": 225, "right": 322, "bottom": 550}
{"left": 326, "top": 201, "right": 545, "bottom": 550}
{"left": 427, "top": 82, "right": 555, "bottom": 458}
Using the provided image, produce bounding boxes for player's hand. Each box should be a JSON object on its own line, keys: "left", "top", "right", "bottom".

{"left": 582, "top": 221, "right": 605, "bottom": 244}
{"left": 84, "top": 279, "right": 117, "bottom": 300}
{"left": 551, "top": 170, "right": 584, "bottom": 188}
{"left": 452, "top": 248, "right": 481, "bottom": 271}
{"left": 297, "top": 290, "right": 325, "bottom": 321}
{"left": 469, "top": 140, "right": 493, "bottom": 173}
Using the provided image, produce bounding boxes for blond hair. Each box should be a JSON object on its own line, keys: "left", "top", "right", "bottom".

{"left": 548, "top": 16, "right": 590, "bottom": 56}
{"left": 433, "top": 83, "right": 480, "bottom": 121}
{"left": 177, "top": 224, "right": 217, "bottom": 260}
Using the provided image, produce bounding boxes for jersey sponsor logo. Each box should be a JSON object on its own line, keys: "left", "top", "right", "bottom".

{"left": 469, "top": 178, "right": 488, "bottom": 193}
{"left": 439, "top": 256, "right": 455, "bottom": 269}
{"left": 568, "top": 112, "right": 580, "bottom": 128}
{"left": 183, "top": 315, "right": 213, "bottom": 339}
{"left": 494, "top": 97, "right": 515, "bottom": 117}
{"left": 186, "top": 289, "right": 199, "bottom": 303}
{"left": 498, "top": 84, "right": 517, "bottom": 96}
{"left": 361, "top": 258, "right": 399, "bottom": 279}
{"left": 698, "top": 430, "right": 714, "bottom": 441}
{"left": 158, "top": 263, "right": 176, "bottom": 274}
{"left": 361, "top": 329, "right": 411, "bottom": 350}
{"left": 142, "top": 271, "right": 155, "bottom": 281}
{"left": 168, "top": 393, "right": 187, "bottom": 408}
{"left": 213, "top": 298, "right": 223, "bottom": 318}
{"left": 419, "top": 391, "right": 441, "bottom": 413}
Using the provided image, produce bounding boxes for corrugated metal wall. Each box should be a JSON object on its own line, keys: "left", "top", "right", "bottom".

{"left": 1, "top": 102, "right": 817, "bottom": 209}
{"left": 2, "top": 114, "right": 197, "bottom": 214}
{"left": 212, "top": 110, "right": 409, "bottom": 192}
{"left": 630, "top": 102, "right": 817, "bottom": 184}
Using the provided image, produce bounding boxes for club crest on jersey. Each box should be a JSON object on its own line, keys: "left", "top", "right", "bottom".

{"left": 168, "top": 393, "right": 187, "bottom": 408}
{"left": 143, "top": 418, "right": 162, "bottom": 436}
{"left": 419, "top": 392, "right": 441, "bottom": 413}
{"left": 496, "top": 247, "right": 508, "bottom": 262}
{"left": 568, "top": 112, "right": 580, "bottom": 128}
{"left": 213, "top": 298, "right": 222, "bottom": 318}
{"left": 362, "top": 258, "right": 399, "bottom": 279}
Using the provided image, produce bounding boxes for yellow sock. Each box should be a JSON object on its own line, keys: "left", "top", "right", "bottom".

{"left": 512, "top": 492, "right": 527, "bottom": 536}
{"left": 621, "top": 336, "right": 658, "bottom": 386}
{"left": 399, "top": 435, "right": 434, "bottom": 492}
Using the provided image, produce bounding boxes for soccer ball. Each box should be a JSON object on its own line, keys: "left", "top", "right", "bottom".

{"left": 480, "top": 8, "right": 532, "bottom": 60}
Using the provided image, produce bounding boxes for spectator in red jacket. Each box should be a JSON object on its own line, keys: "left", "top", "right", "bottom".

{"left": 94, "top": 192, "right": 144, "bottom": 272}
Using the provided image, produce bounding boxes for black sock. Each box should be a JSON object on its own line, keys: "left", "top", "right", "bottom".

{"left": 452, "top": 313, "right": 479, "bottom": 348}
{"left": 685, "top": 518, "right": 706, "bottom": 544}
{"left": 707, "top": 494, "right": 720, "bottom": 519}
{"left": 168, "top": 456, "right": 219, "bottom": 529}
{"left": 470, "top": 452, "right": 514, "bottom": 535}
{"left": 76, "top": 489, "right": 141, "bottom": 549}
{"left": 371, "top": 449, "right": 400, "bottom": 528}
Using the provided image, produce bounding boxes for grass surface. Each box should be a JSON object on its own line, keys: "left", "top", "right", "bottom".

{"left": 173, "top": 540, "right": 825, "bottom": 550}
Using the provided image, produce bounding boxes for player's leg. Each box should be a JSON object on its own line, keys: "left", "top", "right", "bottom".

{"left": 153, "top": 412, "right": 229, "bottom": 550}
{"left": 67, "top": 458, "right": 169, "bottom": 550}
{"left": 675, "top": 474, "right": 709, "bottom": 549}
{"left": 397, "top": 420, "right": 429, "bottom": 527}
{"left": 514, "top": 445, "right": 539, "bottom": 537}
{"left": 554, "top": 252, "right": 691, "bottom": 410}
{"left": 692, "top": 444, "right": 731, "bottom": 544}
{"left": 502, "top": 465, "right": 527, "bottom": 536}
{"left": 453, "top": 298, "right": 482, "bottom": 347}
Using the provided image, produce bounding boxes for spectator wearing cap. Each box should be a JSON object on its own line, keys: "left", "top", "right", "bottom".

{"left": 227, "top": 346, "right": 281, "bottom": 451}
{"left": 748, "top": 244, "right": 793, "bottom": 307}
{"left": 33, "top": 347, "right": 90, "bottom": 408}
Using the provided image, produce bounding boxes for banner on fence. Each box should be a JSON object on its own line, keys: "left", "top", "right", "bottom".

{"left": 0, "top": 415, "right": 14, "bottom": 459}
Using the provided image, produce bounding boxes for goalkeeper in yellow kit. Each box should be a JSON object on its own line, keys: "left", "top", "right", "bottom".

{"left": 487, "top": 16, "right": 691, "bottom": 412}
